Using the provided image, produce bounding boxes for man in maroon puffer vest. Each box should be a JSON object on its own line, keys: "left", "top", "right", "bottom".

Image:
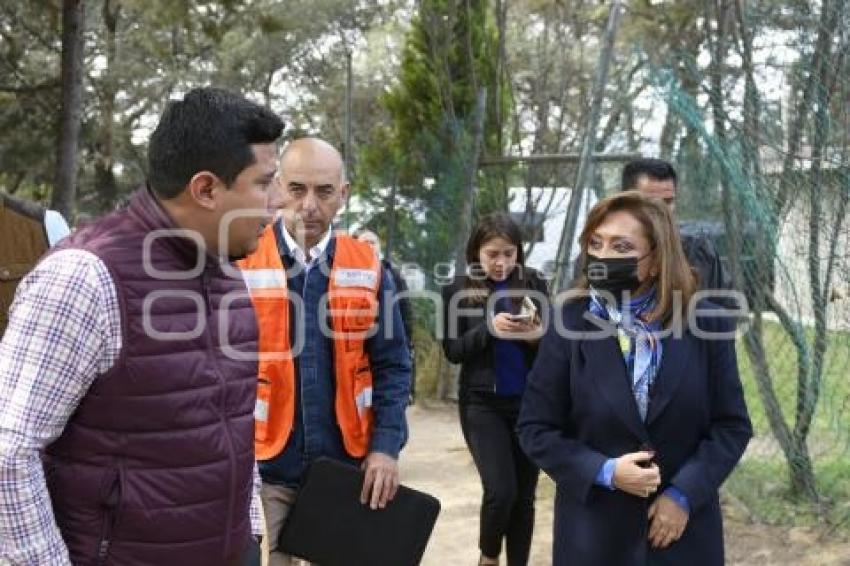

{"left": 0, "top": 87, "right": 283, "bottom": 565}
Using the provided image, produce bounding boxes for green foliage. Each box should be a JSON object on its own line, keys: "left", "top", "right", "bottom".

{"left": 0, "top": 0, "right": 400, "bottom": 214}
{"left": 356, "top": 0, "right": 507, "bottom": 275}
{"left": 410, "top": 307, "right": 442, "bottom": 400}
{"left": 0, "top": 2, "right": 62, "bottom": 197}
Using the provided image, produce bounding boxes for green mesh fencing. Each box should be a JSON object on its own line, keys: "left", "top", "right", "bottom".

{"left": 630, "top": 36, "right": 850, "bottom": 529}
{"left": 386, "top": 22, "right": 850, "bottom": 535}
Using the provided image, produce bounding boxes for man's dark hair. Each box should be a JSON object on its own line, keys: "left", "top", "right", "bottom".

{"left": 621, "top": 158, "right": 678, "bottom": 191}
{"left": 147, "top": 87, "right": 284, "bottom": 199}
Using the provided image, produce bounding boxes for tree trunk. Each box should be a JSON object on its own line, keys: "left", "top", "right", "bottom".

{"left": 9, "top": 172, "right": 26, "bottom": 195}
{"left": 722, "top": 0, "right": 745, "bottom": 296}
{"left": 96, "top": 0, "right": 119, "bottom": 213}
{"left": 776, "top": 0, "right": 841, "bottom": 217}
{"left": 658, "top": 109, "right": 678, "bottom": 161}
{"left": 343, "top": 48, "right": 353, "bottom": 230}
{"left": 552, "top": 0, "right": 622, "bottom": 292}
{"left": 794, "top": 0, "right": 844, "bottom": 476}
{"left": 452, "top": 88, "right": 488, "bottom": 277}
{"left": 493, "top": 0, "right": 509, "bottom": 208}
{"left": 385, "top": 177, "right": 398, "bottom": 261}
{"left": 788, "top": 435, "right": 819, "bottom": 501}
{"left": 438, "top": 88, "right": 487, "bottom": 401}
{"left": 731, "top": 0, "right": 826, "bottom": 502}
{"left": 51, "top": 0, "right": 86, "bottom": 220}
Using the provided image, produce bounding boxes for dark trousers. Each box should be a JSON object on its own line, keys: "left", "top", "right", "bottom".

{"left": 460, "top": 393, "right": 539, "bottom": 565}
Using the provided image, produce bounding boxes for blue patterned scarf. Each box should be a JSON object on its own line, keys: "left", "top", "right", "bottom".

{"left": 589, "top": 287, "right": 663, "bottom": 421}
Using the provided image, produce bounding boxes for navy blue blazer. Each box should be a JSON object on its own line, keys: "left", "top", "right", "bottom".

{"left": 517, "top": 298, "right": 752, "bottom": 566}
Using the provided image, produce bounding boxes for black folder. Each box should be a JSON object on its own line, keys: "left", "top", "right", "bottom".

{"left": 278, "top": 457, "right": 441, "bottom": 566}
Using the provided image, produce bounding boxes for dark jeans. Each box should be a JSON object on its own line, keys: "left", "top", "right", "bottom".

{"left": 460, "top": 392, "right": 539, "bottom": 565}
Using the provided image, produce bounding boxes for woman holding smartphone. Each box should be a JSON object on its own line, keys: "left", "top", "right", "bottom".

{"left": 441, "top": 213, "right": 549, "bottom": 566}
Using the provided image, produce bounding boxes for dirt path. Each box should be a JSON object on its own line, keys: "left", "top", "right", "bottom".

{"left": 401, "top": 402, "right": 552, "bottom": 565}
{"left": 401, "top": 402, "right": 850, "bottom": 566}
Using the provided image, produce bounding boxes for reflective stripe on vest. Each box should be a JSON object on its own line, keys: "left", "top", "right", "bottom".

{"left": 242, "top": 268, "right": 287, "bottom": 290}
{"left": 237, "top": 226, "right": 380, "bottom": 460}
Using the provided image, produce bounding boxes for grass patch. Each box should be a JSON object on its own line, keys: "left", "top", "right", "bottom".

{"left": 725, "top": 456, "right": 850, "bottom": 534}
{"left": 410, "top": 296, "right": 446, "bottom": 400}
{"left": 732, "top": 319, "right": 850, "bottom": 528}
{"left": 412, "top": 323, "right": 442, "bottom": 399}
{"left": 735, "top": 319, "right": 850, "bottom": 454}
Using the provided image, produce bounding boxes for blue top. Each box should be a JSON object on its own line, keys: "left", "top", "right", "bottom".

{"left": 44, "top": 210, "right": 71, "bottom": 246}
{"left": 259, "top": 225, "right": 411, "bottom": 488}
{"left": 491, "top": 279, "right": 529, "bottom": 397}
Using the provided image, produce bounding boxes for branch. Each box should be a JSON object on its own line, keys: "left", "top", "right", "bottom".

{"left": 777, "top": 0, "right": 842, "bottom": 214}
{"left": 741, "top": 312, "right": 795, "bottom": 457}
{"left": 796, "top": 0, "right": 844, "bottom": 440}
{"left": 0, "top": 79, "right": 61, "bottom": 93}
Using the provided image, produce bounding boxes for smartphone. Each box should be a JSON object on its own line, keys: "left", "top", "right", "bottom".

{"left": 520, "top": 296, "right": 537, "bottom": 317}
{"left": 509, "top": 312, "right": 533, "bottom": 322}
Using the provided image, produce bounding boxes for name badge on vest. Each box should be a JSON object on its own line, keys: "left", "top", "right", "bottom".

{"left": 255, "top": 398, "right": 269, "bottom": 422}
{"left": 334, "top": 268, "right": 377, "bottom": 288}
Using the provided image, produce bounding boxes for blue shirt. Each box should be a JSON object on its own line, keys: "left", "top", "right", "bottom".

{"left": 492, "top": 280, "right": 529, "bottom": 396}
{"left": 44, "top": 210, "right": 71, "bottom": 246}
{"left": 259, "top": 226, "right": 411, "bottom": 487}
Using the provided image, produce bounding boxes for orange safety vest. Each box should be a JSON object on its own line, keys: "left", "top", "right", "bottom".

{"left": 237, "top": 226, "right": 381, "bottom": 461}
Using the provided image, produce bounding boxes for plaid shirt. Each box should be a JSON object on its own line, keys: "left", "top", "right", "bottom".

{"left": 0, "top": 249, "right": 262, "bottom": 565}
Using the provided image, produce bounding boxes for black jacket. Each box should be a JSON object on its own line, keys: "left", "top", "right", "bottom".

{"left": 680, "top": 233, "right": 726, "bottom": 292}
{"left": 440, "top": 268, "right": 549, "bottom": 397}
{"left": 383, "top": 259, "right": 414, "bottom": 346}
{"left": 517, "top": 298, "right": 751, "bottom": 565}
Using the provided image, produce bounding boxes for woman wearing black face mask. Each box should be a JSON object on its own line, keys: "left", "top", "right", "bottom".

{"left": 516, "top": 192, "right": 752, "bottom": 566}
